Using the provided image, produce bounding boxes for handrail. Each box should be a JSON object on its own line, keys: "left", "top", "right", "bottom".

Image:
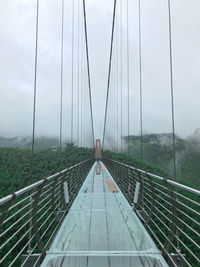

{"left": 0, "top": 159, "right": 94, "bottom": 267}
{"left": 103, "top": 158, "right": 200, "bottom": 267}
{"left": 0, "top": 160, "right": 90, "bottom": 206}
{"left": 108, "top": 159, "right": 200, "bottom": 196}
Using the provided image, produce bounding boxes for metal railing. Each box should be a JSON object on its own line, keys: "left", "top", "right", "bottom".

{"left": 0, "top": 159, "right": 94, "bottom": 267}
{"left": 103, "top": 158, "right": 200, "bottom": 267}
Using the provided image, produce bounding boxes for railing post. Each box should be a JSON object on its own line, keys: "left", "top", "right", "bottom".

{"left": 31, "top": 179, "right": 47, "bottom": 255}
{"left": 0, "top": 193, "right": 16, "bottom": 235}
{"left": 163, "top": 178, "right": 178, "bottom": 254}
{"left": 51, "top": 178, "right": 58, "bottom": 211}
{"left": 27, "top": 196, "right": 33, "bottom": 253}
{"left": 116, "top": 162, "right": 122, "bottom": 185}
{"left": 127, "top": 167, "right": 131, "bottom": 202}
{"left": 145, "top": 172, "right": 155, "bottom": 224}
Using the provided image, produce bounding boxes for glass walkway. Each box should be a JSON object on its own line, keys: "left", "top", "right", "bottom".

{"left": 41, "top": 162, "right": 168, "bottom": 267}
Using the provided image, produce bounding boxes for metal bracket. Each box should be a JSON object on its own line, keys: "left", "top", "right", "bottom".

{"left": 169, "top": 252, "right": 186, "bottom": 267}
{"left": 21, "top": 254, "right": 41, "bottom": 267}
{"left": 133, "top": 182, "right": 141, "bottom": 206}
{"left": 135, "top": 169, "right": 144, "bottom": 210}
{"left": 60, "top": 173, "right": 68, "bottom": 211}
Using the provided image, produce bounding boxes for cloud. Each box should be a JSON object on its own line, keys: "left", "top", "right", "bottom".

{"left": 0, "top": 0, "right": 200, "bottom": 145}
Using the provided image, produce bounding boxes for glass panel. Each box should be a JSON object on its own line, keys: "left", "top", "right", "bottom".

{"left": 42, "top": 255, "right": 166, "bottom": 267}
{"left": 41, "top": 163, "right": 168, "bottom": 267}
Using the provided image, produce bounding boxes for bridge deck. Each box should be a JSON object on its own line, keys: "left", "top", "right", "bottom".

{"left": 41, "top": 162, "right": 168, "bottom": 267}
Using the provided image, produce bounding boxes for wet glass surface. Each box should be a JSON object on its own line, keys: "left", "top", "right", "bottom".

{"left": 43, "top": 255, "right": 166, "bottom": 267}
{"left": 41, "top": 162, "right": 168, "bottom": 267}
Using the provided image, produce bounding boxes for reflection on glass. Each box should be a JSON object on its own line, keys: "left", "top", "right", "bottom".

{"left": 41, "top": 163, "right": 168, "bottom": 267}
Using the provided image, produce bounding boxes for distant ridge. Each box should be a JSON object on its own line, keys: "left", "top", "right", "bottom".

{"left": 188, "top": 128, "right": 200, "bottom": 141}
{"left": 0, "top": 136, "right": 59, "bottom": 149}
{"left": 123, "top": 132, "right": 200, "bottom": 187}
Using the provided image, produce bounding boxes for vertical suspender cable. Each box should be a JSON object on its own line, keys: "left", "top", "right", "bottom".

{"left": 127, "top": 0, "right": 130, "bottom": 154}
{"left": 29, "top": 0, "right": 39, "bottom": 252}
{"left": 31, "top": 0, "right": 40, "bottom": 175}
{"left": 82, "top": 7, "right": 85, "bottom": 148}
{"left": 116, "top": 7, "right": 119, "bottom": 153}
{"left": 71, "top": 0, "right": 75, "bottom": 145}
{"left": 59, "top": 0, "right": 64, "bottom": 165}
{"left": 80, "top": 11, "right": 84, "bottom": 148}
{"left": 82, "top": 0, "right": 95, "bottom": 148}
{"left": 167, "top": 0, "right": 177, "bottom": 181}
{"left": 102, "top": 0, "right": 117, "bottom": 150}
{"left": 112, "top": 52, "right": 115, "bottom": 151}
{"left": 138, "top": 0, "right": 143, "bottom": 163}
{"left": 77, "top": 0, "right": 80, "bottom": 147}
{"left": 167, "top": 1, "right": 179, "bottom": 251}
{"left": 84, "top": 58, "right": 86, "bottom": 148}
{"left": 112, "top": 51, "right": 115, "bottom": 150}
{"left": 120, "top": 0, "right": 123, "bottom": 153}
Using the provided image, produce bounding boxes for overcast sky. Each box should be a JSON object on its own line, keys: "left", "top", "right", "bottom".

{"left": 0, "top": 0, "right": 200, "bottom": 142}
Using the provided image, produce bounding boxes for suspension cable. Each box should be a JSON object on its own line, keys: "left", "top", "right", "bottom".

{"left": 167, "top": 0, "right": 177, "bottom": 181}
{"left": 120, "top": 0, "right": 123, "bottom": 153}
{"left": 113, "top": 35, "right": 116, "bottom": 151}
{"left": 116, "top": 6, "right": 119, "bottom": 152}
{"left": 167, "top": 1, "right": 180, "bottom": 251}
{"left": 102, "top": 0, "right": 117, "bottom": 150}
{"left": 82, "top": 0, "right": 95, "bottom": 148}
{"left": 127, "top": 0, "right": 130, "bottom": 154}
{"left": 31, "top": 0, "right": 40, "bottom": 174}
{"left": 29, "top": 0, "right": 40, "bottom": 252}
{"left": 84, "top": 56, "right": 86, "bottom": 148}
{"left": 138, "top": 0, "right": 143, "bottom": 163}
{"left": 71, "top": 0, "right": 75, "bottom": 145}
{"left": 59, "top": 0, "right": 64, "bottom": 164}
{"left": 112, "top": 47, "right": 115, "bottom": 151}
{"left": 80, "top": 8, "right": 84, "bottom": 148}
{"left": 77, "top": 0, "right": 80, "bottom": 147}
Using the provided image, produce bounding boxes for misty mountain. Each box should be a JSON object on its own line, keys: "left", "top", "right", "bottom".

{"left": 0, "top": 136, "right": 60, "bottom": 149}
{"left": 1, "top": 131, "right": 200, "bottom": 187}
{"left": 124, "top": 130, "right": 200, "bottom": 187}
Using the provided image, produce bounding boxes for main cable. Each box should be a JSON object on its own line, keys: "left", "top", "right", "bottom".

{"left": 102, "top": 0, "right": 117, "bottom": 150}
{"left": 82, "top": 0, "right": 95, "bottom": 148}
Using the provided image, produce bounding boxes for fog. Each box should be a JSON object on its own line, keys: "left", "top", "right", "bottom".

{"left": 0, "top": 0, "right": 200, "bottom": 144}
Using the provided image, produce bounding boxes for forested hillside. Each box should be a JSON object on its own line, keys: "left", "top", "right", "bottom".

{"left": 1, "top": 131, "right": 200, "bottom": 199}
{"left": 0, "top": 146, "right": 93, "bottom": 198}
{"left": 123, "top": 132, "right": 200, "bottom": 187}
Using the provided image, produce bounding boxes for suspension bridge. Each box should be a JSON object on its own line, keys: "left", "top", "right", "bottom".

{"left": 0, "top": 0, "right": 200, "bottom": 267}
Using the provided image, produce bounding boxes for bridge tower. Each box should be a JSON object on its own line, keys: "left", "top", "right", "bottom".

{"left": 95, "top": 139, "right": 102, "bottom": 160}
